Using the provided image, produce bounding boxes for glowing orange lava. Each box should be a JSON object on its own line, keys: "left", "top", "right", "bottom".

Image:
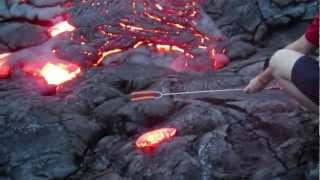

{"left": 0, "top": 53, "right": 11, "bottom": 79}
{"left": 136, "top": 128, "right": 177, "bottom": 150}
{"left": 95, "top": 49, "right": 123, "bottom": 66}
{"left": 39, "top": 62, "right": 81, "bottom": 85}
{"left": 0, "top": 53, "right": 10, "bottom": 59}
{"left": 48, "top": 21, "right": 76, "bottom": 37}
{"left": 209, "top": 49, "right": 229, "bottom": 69}
{"left": 156, "top": 44, "right": 186, "bottom": 54}
{"left": 22, "top": 61, "right": 81, "bottom": 86}
{"left": 156, "top": 44, "right": 171, "bottom": 52}
{"left": 0, "top": 64, "right": 11, "bottom": 79}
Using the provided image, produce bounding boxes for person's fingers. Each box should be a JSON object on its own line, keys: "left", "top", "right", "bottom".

{"left": 244, "top": 81, "right": 255, "bottom": 93}
{"left": 243, "top": 85, "right": 250, "bottom": 93}
{"left": 247, "top": 88, "right": 253, "bottom": 94}
{"left": 245, "top": 78, "right": 259, "bottom": 94}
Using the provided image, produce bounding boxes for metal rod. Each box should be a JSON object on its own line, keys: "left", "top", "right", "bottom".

{"left": 162, "top": 88, "right": 244, "bottom": 96}
{"left": 162, "top": 86, "right": 278, "bottom": 97}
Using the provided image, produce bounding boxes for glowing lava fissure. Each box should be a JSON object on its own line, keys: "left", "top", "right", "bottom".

{"left": 74, "top": 0, "right": 228, "bottom": 70}
{"left": 136, "top": 128, "right": 177, "bottom": 150}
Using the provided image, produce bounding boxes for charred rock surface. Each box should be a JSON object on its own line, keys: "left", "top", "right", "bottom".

{"left": 203, "top": 0, "right": 319, "bottom": 61}
{"left": 0, "top": 0, "right": 318, "bottom": 180}
{"left": 1, "top": 62, "right": 318, "bottom": 180}
{"left": 0, "top": 0, "right": 67, "bottom": 52}
{"left": 203, "top": 0, "right": 318, "bottom": 37}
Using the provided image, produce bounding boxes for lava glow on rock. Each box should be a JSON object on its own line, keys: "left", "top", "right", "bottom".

{"left": 136, "top": 128, "right": 177, "bottom": 150}
{"left": 48, "top": 21, "right": 76, "bottom": 37}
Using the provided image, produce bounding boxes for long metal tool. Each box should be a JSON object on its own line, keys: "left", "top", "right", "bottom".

{"left": 130, "top": 86, "right": 279, "bottom": 102}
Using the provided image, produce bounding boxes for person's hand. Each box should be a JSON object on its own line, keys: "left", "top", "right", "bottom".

{"left": 244, "top": 75, "right": 269, "bottom": 94}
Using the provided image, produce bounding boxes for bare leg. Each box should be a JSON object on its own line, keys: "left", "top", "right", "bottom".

{"left": 269, "top": 49, "right": 318, "bottom": 112}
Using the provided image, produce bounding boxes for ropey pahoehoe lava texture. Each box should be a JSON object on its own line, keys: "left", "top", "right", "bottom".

{"left": 0, "top": 0, "right": 318, "bottom": 180}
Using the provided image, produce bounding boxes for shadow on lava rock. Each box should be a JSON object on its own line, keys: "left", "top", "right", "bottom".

{"left": 0, "top": 0, "right": 319, "bottom": 180}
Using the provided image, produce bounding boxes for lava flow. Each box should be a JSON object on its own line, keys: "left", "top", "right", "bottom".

{"left": 0, "top": 0, "right": 229, "bottom": 95}
{"left": 48, "top": 21, "right": 76, "bottom": 37}
{"left": 136, "top": 128, "right": 177, "bottom": 151}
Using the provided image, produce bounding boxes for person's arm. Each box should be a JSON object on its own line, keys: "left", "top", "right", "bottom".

{"left": 285, "top": 35, "right": 317, "bottom": 55}
{"left": 244, "top": 15, "right": 319, "bottom": 94}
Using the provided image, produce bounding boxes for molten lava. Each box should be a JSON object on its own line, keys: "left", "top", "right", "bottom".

{"left": 0, "top": 53, "right": 11, "bottom": 79}
{"left": 40, "top": 62, "right": 81, "bottom": 85}
{"left": 211, "top": 49, "right": 230, "bottom": 70}
{"left": 23, "top": 62, "right": 81, "bottom": 86}
{"left": 48, "top": 21, "right": 76, "bottom": 37}
{"left": 95, "top": 49, "right": 123, "bottom": 66}
{"left": 136, "top": 128, "right": 177, "bottom": 150}
{"left": 0, "top": 53, "right": 10, "bottom": 59}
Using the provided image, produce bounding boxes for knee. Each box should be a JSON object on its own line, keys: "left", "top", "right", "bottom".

{"left": 269, "top": 49, "right": 288, "bottom": 70}
{"left": 269, "top": 49, "right": 293, "bottom": 75}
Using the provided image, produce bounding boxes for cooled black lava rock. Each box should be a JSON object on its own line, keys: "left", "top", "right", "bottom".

{"left": 203, "top": 0, "right": 318, "bottom": 37}
{"left": 0, "top": 22, "right": 49, "bottom": 51}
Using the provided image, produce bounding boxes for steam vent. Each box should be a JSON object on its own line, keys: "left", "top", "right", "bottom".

{"left": 0, "top": 0, "right": 319, "bottom": 179}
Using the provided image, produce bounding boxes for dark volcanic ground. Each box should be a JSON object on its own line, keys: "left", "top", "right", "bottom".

{"left": 0, "top": 0, "right": 319, "bottom": 180}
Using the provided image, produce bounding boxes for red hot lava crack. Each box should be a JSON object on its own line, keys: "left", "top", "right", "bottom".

{"left": 75, "top": 0, "right": 229, "bottom": 69}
